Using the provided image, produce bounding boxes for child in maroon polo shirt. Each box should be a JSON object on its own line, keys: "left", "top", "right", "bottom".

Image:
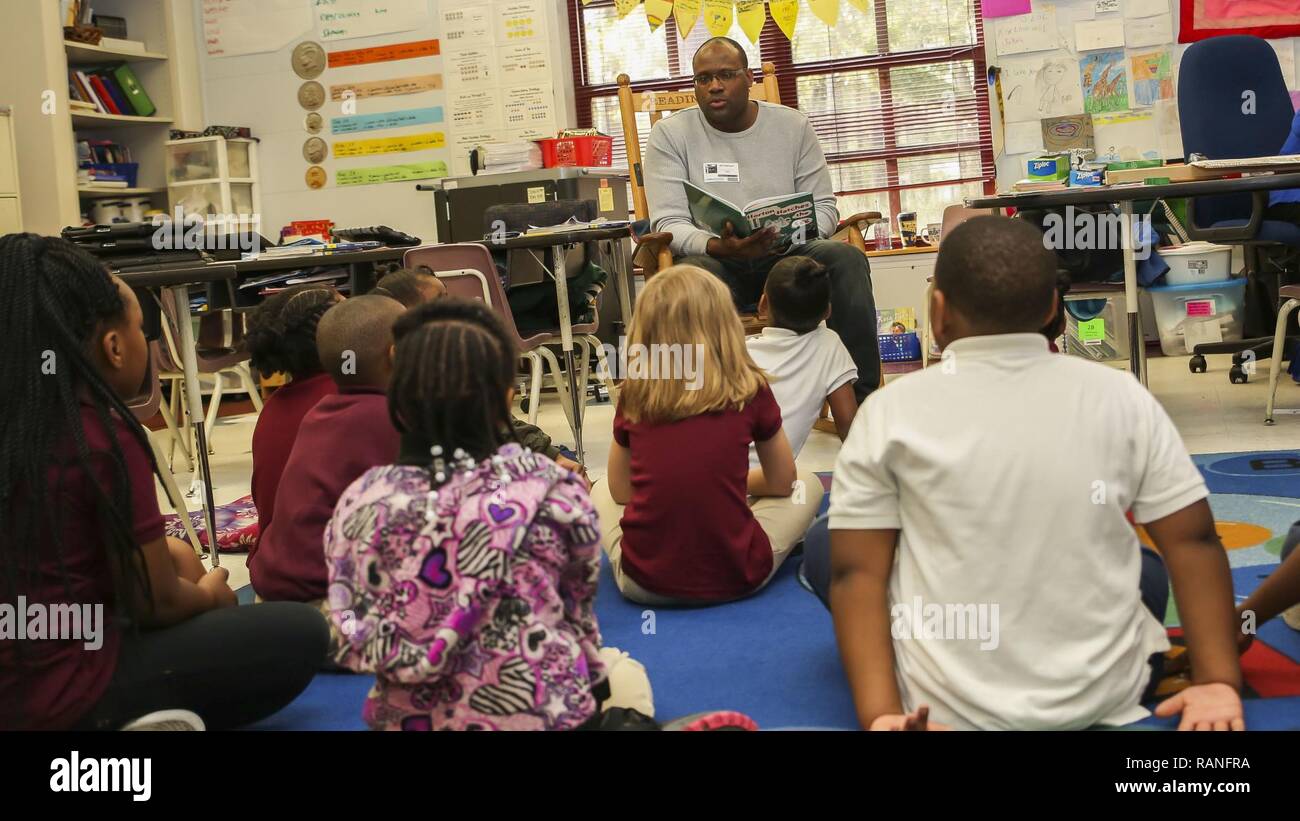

{"left": 245, "top": 285, "right": 341, "bottom": 552}
{"left": 250, "top": 295, "right": 406, "bottom": 609}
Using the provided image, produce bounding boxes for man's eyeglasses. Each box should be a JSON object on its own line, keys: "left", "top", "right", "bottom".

{"left": 693, "top": 69, "right": 744, "bottom": 86}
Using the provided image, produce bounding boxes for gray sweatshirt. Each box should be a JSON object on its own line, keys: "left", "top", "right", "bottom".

{"left": 643, "top": 101, "right": 840, "bottom": 257}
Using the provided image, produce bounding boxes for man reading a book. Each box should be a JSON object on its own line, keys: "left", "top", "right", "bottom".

{"left": 644, "top": 36, "right": 881, "bottom": 400}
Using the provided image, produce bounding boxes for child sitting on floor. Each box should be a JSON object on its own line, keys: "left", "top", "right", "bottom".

{"left": 746, "top": 256, "right": 858, "bottom": 465}
{"left": 249, "top": 294, "right": 406, "bottom": 612}
{"left": 245, "top": 284, "right": 342, "bottom": 545}
{"left": 325, "top": 298, "right": 725, "bottom": 730}
{"left": 592, "top": 264, "right": 824, "bottom": 605}
{"left": 0, "top": 234, "right": 326, "bottom": 730}
{"left": 373, "top": 266, "right": 589, "bottom": 483}
{"left": 372, "top": 267, "right": 446, "bottom": 307}
{"left": 806, "top": 216, "right": 1244, "bottom": 731}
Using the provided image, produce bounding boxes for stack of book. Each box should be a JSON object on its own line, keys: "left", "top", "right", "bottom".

{"left": 1011, "top": 179, "right": 1070, "bottom": 193}
{"left": 68, "top": 63, "right": 156, "bottom": 117}
{"left": 471, "top": 141, "right": 543, "bottom": 175}
{"left": 76, "top": 139, "right": 135, "bottom": 187}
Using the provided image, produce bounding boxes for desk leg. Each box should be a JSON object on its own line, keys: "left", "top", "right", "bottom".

{"left": 1120, "top": 201, "right": 1147, "bottom": 386}
{"left": 610, "top": 238, "right": 633, "bottom": 333}
{"left": 169, "top": 286, "right": 220, "bottom": 568}
{"left": 350, "top": 261, "right": 377, "bottom": 295}
{"left": 552, "top": 244, "right": 584, "bottom": 464}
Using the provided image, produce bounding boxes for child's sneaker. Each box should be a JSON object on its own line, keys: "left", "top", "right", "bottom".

{"left": 1283, "top": 603, "right": 1300, "bottom": 631}
{"left": 597, "top": 646, "right": 654, "bottom": 718}
{"left": 661, "top": 711, "right": 759, "bottom": 731}
{"left": 121, "top": 710, "right": 205, "bottom": 731}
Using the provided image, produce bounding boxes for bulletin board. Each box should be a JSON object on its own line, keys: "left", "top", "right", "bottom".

{"left": 195, "top": 0, "right": 571, "bottom": 240}
{"left": 985, "top": 0, "right": 1300, "bottom": 191}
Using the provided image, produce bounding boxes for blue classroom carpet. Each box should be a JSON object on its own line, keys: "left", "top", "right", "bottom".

{"left": 251, "top": 451, "right": 1300, "bottom": 731}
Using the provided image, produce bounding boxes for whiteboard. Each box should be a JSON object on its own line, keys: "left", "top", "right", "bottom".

{"left": 192, "top": 0, "right": 576, "bottom": 242}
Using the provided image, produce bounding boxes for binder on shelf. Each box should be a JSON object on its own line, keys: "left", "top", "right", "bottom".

{"left": 87, "top": 74, "right": 121, "bottom": 115}
{"left": 93, "top": 70, "right": 133, "bottom": 117}
{"left": 112, "top": 64, "right": 155, "bottom": 116}
{"left": 73, "top": 70, "right": 106, "bottom": 113}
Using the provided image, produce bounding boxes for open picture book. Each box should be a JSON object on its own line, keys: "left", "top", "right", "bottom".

{"left": 683, "top": 181, "right": 817, "bottom": 247}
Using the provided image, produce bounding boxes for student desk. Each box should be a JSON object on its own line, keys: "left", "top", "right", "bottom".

{"left": 118, "top": 263, "right": 239, "bottom": 567}
{"left": 967, "top": 172, "right": 1300, "bottom": 384}
{"left": 486, "top": 226, "right": 635, "bottom": 465}
{"left": 232, "top": 246, "right": 410, "bottom": 296}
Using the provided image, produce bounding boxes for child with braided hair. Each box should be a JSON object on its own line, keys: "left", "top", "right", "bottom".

{"left": 246, "top": 284, "right": 342, "bottom": 545}
{"left": 0, "top": 234, "right": 327, "bottom": 730}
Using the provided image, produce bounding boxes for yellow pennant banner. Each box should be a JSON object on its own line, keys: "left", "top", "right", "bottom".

{"left": 333, "top": 132, "right": 444, "bottom": 158}
{"left": 769, "top": 0, "right": 798, "bottom": 39}
{"left": 703, "top": 0, "right": 732, "bottom": 35}
{"left": 735, "top": 0, "right": 765, "bottom": 43}
{"left": 644, "top": 0, "right": 673, "bottom": 30}
{"left": 673, "top": 0, "right": 702, "bottom": 37}
{"left": 846, "top": 0, "right": 871, "bottom": 13}
{"left": 809, "top": 0, "right": 839, "bottom": 26}
{"left": 614, "top": 0, "right": 639, "bottom": 19}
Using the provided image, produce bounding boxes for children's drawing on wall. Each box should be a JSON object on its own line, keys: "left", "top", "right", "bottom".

{"left": 1041, "top": 114, "right": 1094, "bottom": 153}
{"left": 1000, "top": 55, "right": 1085, "bottom": 124}
{"left": 1130, "top": 50, "right": 1174, "bottom": 107}
{"left": 1080, "top": 50, "right": 1129, "bottom": 114}
{"left": 1092, "top": 111, "right": 1161, "bottom": 163}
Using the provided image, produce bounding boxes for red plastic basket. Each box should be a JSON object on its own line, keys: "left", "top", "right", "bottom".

{"left": 538, "top": 135, "right": 613, "bottom": 168}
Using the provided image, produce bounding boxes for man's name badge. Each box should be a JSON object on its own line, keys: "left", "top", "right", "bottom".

{"left": 702, "top": 162, "right": 740, "bottom": 183}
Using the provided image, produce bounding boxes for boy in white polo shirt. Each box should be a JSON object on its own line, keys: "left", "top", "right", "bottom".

{"left": 806, "top": 216, "right": 1243, "bottom": 731}
{"left": 745, "top": 256, "right": 858, "bottom": 472}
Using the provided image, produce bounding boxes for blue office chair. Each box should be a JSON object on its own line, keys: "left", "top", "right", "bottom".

{"left": 1178, "top": 35, "right": 1300, "bottom": 384}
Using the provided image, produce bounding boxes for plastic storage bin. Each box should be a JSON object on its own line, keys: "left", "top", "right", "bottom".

{"left": 538, "top": 135, "right": 613, "bottom": 168}
{"left": 1160, "top": 241, "right": 1232, "bottom": 286}
{"left": 1146, "top": 278, "right": 1248, "bottom": 356}
{"left": 1063, "top": 290, "right": 1129, "bottom": 363}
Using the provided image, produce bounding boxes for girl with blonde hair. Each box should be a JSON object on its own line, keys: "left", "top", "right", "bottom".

{"left": 592, "top": 265, "right": 824, "bottom": 604}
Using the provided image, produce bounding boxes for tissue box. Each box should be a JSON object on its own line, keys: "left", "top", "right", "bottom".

{"left": 1027, "top": 154, "right": 1070, "bottom": 181}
